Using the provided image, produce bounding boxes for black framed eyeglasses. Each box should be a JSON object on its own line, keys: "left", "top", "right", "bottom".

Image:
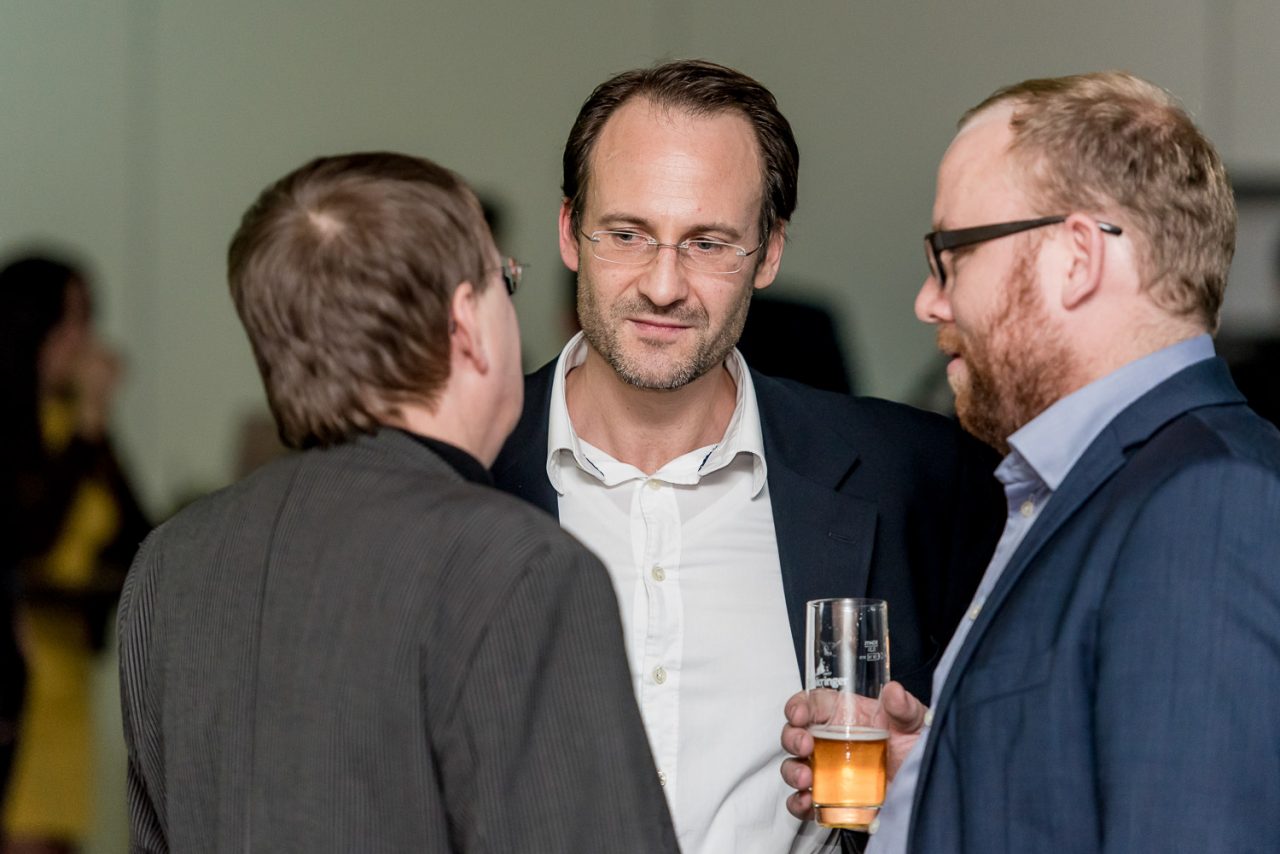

{"left": 924, "top": 215, "right": 1122, "bottom": 287}
{"left": 497, "top": 258, "right": 526, "bottom": 295}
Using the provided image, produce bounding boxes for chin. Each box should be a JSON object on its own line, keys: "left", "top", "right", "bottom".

{"left": 618, "top": 366, "right": 696, "bottom": 391}
{"left": 613, "top": 349, "right": 701, "bottom": 391}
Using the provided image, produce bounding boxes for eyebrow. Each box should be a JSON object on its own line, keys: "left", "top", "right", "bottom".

{"left": 592, "top": 212, "right": 747, "bottom": 242}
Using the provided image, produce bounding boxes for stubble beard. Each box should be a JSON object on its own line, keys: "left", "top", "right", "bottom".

{"left": 575, "top": 269, "right": 754, "bottom": 391}
{"left": 943, "top": 251, "right": 1075, "bottom": 455}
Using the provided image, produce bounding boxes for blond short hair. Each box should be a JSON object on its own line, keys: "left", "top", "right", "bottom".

{"left": 964, "top": 72, "right": 1235, "bottom": 330}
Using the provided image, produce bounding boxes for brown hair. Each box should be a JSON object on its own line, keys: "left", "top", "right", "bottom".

{"left": 562, "top": 59, "right": 799, "bottom": 244}
{"left": 963, "top": 71, "right": 1236, "bottom": 330}
{"left": 227, "top": 152, "right": 492, "bottom": 448}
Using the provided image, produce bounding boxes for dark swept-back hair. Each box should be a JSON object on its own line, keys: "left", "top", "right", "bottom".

{"left": 562, "top": 59, "right": 799, "bottom": 244}
{"left": 227, "top": 152, "right": 493, "bottom": 449}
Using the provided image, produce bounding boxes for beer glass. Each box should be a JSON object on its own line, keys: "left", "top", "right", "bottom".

{"left": 805, "top": 598, "right": 890, "bottom": 831}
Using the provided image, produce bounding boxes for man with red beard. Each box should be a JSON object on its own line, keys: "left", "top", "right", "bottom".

{"left": 782, "top": 72, "right": 1280, "bottom": 852}
{"left": 492, "top": 59, "right": 1004, "bottom": 853}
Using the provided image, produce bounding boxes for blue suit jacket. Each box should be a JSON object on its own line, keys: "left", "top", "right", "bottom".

{"left": 909, "top": 358, "right": 1280, "bottom": 853}
{"left": 491, "top": 361, "right": 1004, "bottom": 704}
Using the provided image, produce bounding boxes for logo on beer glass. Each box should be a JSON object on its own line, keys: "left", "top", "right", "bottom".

{"left": 813, "top": 653, "right": 846, "bottom": 690}
{"left": 805, "top": 598, "right": 890, "bottom": 832}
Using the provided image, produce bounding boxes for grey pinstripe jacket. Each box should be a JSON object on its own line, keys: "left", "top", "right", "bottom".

{"left": 119, "top": 428, "right": 678, "bottom": 853}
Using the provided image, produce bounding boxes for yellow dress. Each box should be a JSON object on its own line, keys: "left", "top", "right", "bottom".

{"left": 3, "top": 400, "right": 120, "bottom": 841}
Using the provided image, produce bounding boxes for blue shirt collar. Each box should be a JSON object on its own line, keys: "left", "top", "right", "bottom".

{"left": 1003, "top": 334, "right": 1215, "bottom": 491}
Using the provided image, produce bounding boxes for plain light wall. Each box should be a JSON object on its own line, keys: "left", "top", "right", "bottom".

{"left": 4, "top": 0, "right": 1279, "bottom": 516}
{"left": 4, "top": 4, "right": 1280, "bottom": 852}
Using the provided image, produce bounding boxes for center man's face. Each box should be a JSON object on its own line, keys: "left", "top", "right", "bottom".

{"left": 558, "top": 98, "right": 784, "bottom": 390}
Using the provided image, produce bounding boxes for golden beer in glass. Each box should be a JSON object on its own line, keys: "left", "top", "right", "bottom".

{"left": 805, "top": 598, "right": 890, "bottom": 831}
{"left": 809, "top": 724, "right": 889, "bottom": 829}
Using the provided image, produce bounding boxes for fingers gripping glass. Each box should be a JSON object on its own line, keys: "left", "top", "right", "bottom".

{"left": 924, "top": 215, "right": 1123, "bottom": 287}
{"left": 581, "top": 229, "right": 763, "bottom": 274}
{"left": 805, "top": 598, "right": 891, "bottom": 833}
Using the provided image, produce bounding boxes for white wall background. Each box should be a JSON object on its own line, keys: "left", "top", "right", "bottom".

{"left": 2, "top": 7, "right": 1279, "bottom": 845}
{"left": 5, "top": 0, "right": 1280, "bottom": 517}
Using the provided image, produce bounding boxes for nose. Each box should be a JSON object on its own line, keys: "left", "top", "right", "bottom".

{"left": 914, "top": 274, "right": 952, "bottom": 325}
{"left": 636, "top": 244, "right": 690, "bottom": 307}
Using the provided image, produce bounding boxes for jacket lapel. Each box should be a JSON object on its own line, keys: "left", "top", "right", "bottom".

{"left": 754, "top": 372, "right": 877, "bottom": 673}
{"left": 497, "top": 363, "right": 881, "bottom": 673}
{"left": 914, "top": 358, "right": 1247, "bottom": 806}
{"left": 490, "top": 361, "right": 559, "bottom": 516}
{"left": 925, "top": 431, "right": 1128, "bottom": 725}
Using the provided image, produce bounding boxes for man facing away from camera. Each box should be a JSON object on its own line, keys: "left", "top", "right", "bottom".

{"left": 782, "top": 71, "right": 1280, "bottom": 853}
{"left": 492, "top": 59, "right": 1004, "bottom": 853}
{"left": 118, "top": 152, "right": 678, "bottom": 853}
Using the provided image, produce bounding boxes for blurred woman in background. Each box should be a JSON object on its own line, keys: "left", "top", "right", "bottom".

{"left": 0, "top": 255, "right": 149, "bottom": 854}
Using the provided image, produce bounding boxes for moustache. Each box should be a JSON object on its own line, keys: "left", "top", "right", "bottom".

{"left": 936, "top": 326, "right": 963, "bottom": 358}
{"left": 613, "top": 296, "right": 707, "bottom": 327}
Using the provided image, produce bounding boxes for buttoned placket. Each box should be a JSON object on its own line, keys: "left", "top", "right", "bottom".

{"left": 635, "top": 476, "right": 683, "bottom": 799}
{"left": 957, "top": 468, "right": 1047, "bottom": 630}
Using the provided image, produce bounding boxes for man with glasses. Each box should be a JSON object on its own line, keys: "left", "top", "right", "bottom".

{"left": 118, "top": 152, "right": 678, "bottom": 852}
{"left": 783, "top": 72, "right": 1280, "bottom": 852}
{"left": 492, "top": 60, "right": 1003, "bottom": 853}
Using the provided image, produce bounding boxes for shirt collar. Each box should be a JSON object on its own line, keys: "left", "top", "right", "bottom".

{"left": 1004, "top": 334, "right": 1215, "bottom": 491}
{"left": 391, "top": 428, "right": 493, "bottom": 485}
{"left": 545, "top": 332, "right": 768, "bottom": 495}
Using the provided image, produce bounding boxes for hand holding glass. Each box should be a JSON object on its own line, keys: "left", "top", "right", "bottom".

{"left": 805, "top": 598, "right": 890, "bottom": 831}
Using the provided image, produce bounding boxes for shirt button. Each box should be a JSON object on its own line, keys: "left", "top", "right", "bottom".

{"left": 646, "top": 478, "right": 663, "bottom": 491}
{"left": 1020, "top": 499, "right": 1035, "bottom": 517}
{"left": 968, "top": 602, "right": 982, "bottom": 620}
{"left": 651, "top": 565, "right": 666, "bottom": 582}
{"left": 658, "top": 770, "right": 667, "bottom": 787}
{"left": 653, "top": 665, "right": 667, "bottom": 685}
{"left": 924, "top": 708, "right": 935, "bottom": 727}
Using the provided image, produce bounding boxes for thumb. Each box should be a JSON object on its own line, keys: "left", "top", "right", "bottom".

{"left": 881, "top": 681, "right": 927, "bottom": 734}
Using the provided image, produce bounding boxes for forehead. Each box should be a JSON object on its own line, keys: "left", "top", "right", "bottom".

{"left": 934, "top": 105, "right": 1029, "bottom": 226}
{"left": 585, "top": 98, "right": 764, "bottom": 230}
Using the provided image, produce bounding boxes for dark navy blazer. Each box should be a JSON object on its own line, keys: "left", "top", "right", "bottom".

{"left": 909, "top": 358, "right": 1280, "bottom": 853}
{"left": 492, "top": 361, "right": 1004, "bottom": 705}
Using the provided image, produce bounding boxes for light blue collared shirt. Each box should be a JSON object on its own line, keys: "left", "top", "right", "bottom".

{"left": 866, "top": 334, "right": 1215, "bottom": 853}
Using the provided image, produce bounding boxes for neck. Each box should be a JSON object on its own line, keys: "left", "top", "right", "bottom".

{"left": 1066, "top": 314, "right": 1205, "bottom": 397}
{"left": 565, "top": 347, "right": 738, "bottom": 475}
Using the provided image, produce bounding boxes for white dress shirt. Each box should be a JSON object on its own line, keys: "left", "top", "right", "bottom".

{"left": 547, "top": 333, "right": 803, "bottom": 854}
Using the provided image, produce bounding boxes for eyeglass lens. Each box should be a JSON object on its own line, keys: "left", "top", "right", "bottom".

{"left": 586, "top": 230, "right": 749, "bottom": 274}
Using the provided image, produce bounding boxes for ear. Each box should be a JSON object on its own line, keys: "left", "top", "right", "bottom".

{"left": 449, "top": 281, "right": 488, "bottom": 375}
{"left": 558, "top": 199, "right": 581, "bottom": 273}
{"left": 751, "top": 221, "right": 787, "bottom": 291}
{"left": 1058, "top": 213, "right": 1107, "bottom": 311}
